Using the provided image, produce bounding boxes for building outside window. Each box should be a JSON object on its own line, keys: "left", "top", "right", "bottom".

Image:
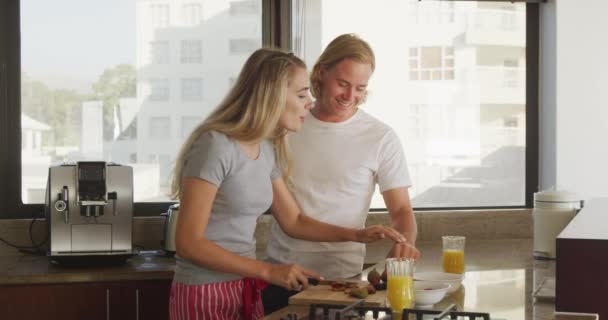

{"left": 292, "top": 0, "right": 528, "bottom": 208}
{"left": 148, "top": 78, "right": 170, "bottom": 101}
{"left": 182, "top": 3, "right": 203, "bottom": 26}
{"left": 150, "top": 41, "right": 170, "bottom": 64}
{"left": 150, "top": 4, "right": 170, "bottom": 28}
{"left": 6, "top": 0, "right": 262, "bottom": 207}
{"left": 181, "top": 78, "right": 203, "bottom": 102}
{"left": 409, "top": 46, "right": 455, "bottom": 81}
{"left": 229, "top": 0, "right": 259, "bottom": 16}
{"left": 149, "top": 117, "right": 171, "bottom": 140}
{"left": 229, "top": 38, "right": 258, "bottom": 54}
{"left": 2, "top": 0, "right": 537, "bottom": 217}
{"left": 180, "top": 39, "right": 203, "bottom": 64}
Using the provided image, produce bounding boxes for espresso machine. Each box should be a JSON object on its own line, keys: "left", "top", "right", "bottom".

{"left": 45, "top": 161, "right": 136, "bottom": 265}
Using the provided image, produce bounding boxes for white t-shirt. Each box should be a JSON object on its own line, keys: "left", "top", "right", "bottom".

{"left": 266, "top": 109, "right": 411, "bottom": 278}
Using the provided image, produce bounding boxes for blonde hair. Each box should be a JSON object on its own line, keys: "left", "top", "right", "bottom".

{"left": 310, "top": 33, "right": 375, "bottom": 102}
{"left": 169, "top": 48, "right": 306, "bottom": 199}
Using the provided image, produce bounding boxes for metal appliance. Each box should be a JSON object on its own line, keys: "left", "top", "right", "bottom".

{"left": 533, "top": 189, "right": 584, "bottom": 259}
{"left": 160, "top": 203, "right": 179, "bottom": 254}
{"left": 45, "top": 161, "right": 136, "bottom": 265}
{"left": 281, "top": 302, "right": 490, "bottom": 320}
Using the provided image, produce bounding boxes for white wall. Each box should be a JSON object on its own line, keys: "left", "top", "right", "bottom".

{"left": 540, "top": 0, "right": 608, "bottom": 200}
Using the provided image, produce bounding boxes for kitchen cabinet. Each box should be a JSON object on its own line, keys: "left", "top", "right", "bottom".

{"left": 556, "top": 198, "right": 608, "bottom": 319}
{"left": 0, "top": 279, "right": 171, "bottom": 320}
{"left": 121, "top": 280, "right": 172, "bottom": 320}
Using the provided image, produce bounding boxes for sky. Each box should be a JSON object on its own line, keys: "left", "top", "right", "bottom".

{"left": 20, "top": 0, "right": 136, "bottom": 92}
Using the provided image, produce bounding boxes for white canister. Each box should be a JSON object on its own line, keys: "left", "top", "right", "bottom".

{"left": 532, "top": 190, "right": 583, "bottom": 259}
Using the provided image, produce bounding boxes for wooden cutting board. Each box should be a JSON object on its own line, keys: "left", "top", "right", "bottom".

{"left": 288, "top": 281, "right": 387, "bottom": 307}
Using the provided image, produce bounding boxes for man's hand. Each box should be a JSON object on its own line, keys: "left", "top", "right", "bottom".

{"left": 387, "top": 241, "right": 421, "bottom": 260}
{"left": 354, "top": 225, "right": 407, "bottom": 243}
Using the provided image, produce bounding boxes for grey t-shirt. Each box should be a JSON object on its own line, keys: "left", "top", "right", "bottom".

{"left": 174, "top": 130, "right": 281, "bottom": 285}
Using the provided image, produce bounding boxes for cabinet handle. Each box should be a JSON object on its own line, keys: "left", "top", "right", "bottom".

{"left": 1, "top": 61, "right": 7, "bottom": 109}
{"left": 135, "top": 289, "right": 140, "bottom": 320}
{"left": 106, "top": 289, "right": 110, "bottom": 320}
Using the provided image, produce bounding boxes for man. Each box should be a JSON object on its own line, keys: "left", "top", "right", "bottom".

{"left": 263, "top": 33, "right": 420, "bottom": 314}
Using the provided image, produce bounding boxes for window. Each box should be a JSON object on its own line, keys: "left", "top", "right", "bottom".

{"left": 499, "top": 5, "right": 518, "bottom": 31}
{"left": 181, "top": 78, "right": 203, "bottom": 102}
{"left": 1, "top": 0, "right": 537, "bottom": 218}
{"left": 1, "top": 0, "right": 263, "bottom": 217}
{"left": 409, "top": 46, "right": 455, "bottom": 81}
{"left": 229, "top": 38, "right": 259, "bottom": 54}
{"left": 408, "top": 104, "right": 428, "bottom": 139}
{"left": 149, "top": 117, "right": 171, "bottom": 140}
{"left": 180, "top": 40, "right": 203, "bottom": 64}
{"left": 148, "top": 79, "right": 170, "bottom": 101}
{"left": 150, "top": 41, "right": 169, "bottom": 64}
{"left": 182, "top": 3, "right": 203, "bottom": 26}
{"left": 150, "top": 4, "right": 170, "bottom": 28}
{"left": 503, "top": 59, "right": 520, "bottom": 88}
{"left": 292, "top": 0, "right": 537, "bottom": 208}
{"left": 230, "top": 0, "right": 259, "bottom": 16}
{"left": 408, "top": 0, "right": 455, "bottom": 24}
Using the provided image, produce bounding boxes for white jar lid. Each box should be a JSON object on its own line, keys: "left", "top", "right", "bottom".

{"left": 534, "top": 190, "right": 582, "bottom": 203}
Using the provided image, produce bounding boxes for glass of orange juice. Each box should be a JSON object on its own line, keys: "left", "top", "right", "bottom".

{"left": 385, "top": 258, "right": 415, "bottom": 316}
{"left": 442, "top": 236, "right": 465, "bottom": 274}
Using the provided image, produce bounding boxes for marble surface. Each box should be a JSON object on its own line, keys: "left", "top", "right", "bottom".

{"left": 2, "top": 236, "right": 593, "bottom": 319}
{"left": 0, "top": 250, "right": 174, "bottom": 285}
{"left": 1, "top": 209, "right": 532, "bottom": 256}
{"left": 266, "top": 239, "right": 595, "bottom": 320}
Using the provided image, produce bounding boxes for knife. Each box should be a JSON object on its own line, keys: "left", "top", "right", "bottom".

{"left": 306, "top": 278, "right": 361, "bottom": 286}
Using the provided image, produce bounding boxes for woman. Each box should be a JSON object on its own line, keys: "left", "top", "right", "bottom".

{"left": 169, "top": 48, "right": 405, "bottom": 320}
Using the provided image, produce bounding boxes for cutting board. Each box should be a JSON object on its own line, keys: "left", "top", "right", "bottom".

{"left": 289, "top": 281, "right": 386, "bottom": 307}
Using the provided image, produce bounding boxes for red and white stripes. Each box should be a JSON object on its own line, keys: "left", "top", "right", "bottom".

{"left": 169, "top": 279, "right": 265, "bottom": 320}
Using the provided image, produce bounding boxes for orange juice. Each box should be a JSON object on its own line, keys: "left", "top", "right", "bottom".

{"left": 442, "top": 249, "right": 465, "bottom": 274}
{"left": 387, "top": 275, "right": 414, "bottom": 314}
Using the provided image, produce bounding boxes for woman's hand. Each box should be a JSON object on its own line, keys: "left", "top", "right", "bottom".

{"left": 262, "top": 263, "right": 322, "bottom": 291}
{"left": 354, "top": 225, "right": 407, "bottom": 243}
{"left": 388, "top": 241, "right": 421, "bottom": 260}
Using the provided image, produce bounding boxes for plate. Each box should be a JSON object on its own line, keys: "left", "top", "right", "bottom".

{"left": 414, "top": 271, "right": 464, "bottom": 294}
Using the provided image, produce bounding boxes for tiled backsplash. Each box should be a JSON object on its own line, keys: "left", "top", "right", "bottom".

{"left": 0, "top": 209, "right": 531, "bottom": 257}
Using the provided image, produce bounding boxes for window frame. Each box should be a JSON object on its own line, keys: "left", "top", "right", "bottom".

{"left": 0, "top": 0, "right": 539, "bottom": 218}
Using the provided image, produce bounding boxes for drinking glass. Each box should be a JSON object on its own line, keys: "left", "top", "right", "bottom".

{"left": 385, "top": 257, "right": 415, "bottom": 316}
{"left": 442, "top": 236, "right": 466, "bottom": 274}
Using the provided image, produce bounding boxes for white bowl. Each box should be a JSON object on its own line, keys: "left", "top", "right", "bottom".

{"left": 414, "top": 272, "right": 464, "bottom": 294}
{"left": 414, "top": 281, "right": 450, "bottom": 307}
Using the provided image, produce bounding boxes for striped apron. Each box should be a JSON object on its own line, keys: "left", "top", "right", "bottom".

{"left": 169, "top": 278, "right": 267, "bottom": 320}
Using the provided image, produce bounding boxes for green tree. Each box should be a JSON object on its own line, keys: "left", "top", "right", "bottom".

{"left": 21, "top": 76, "right": 83, "bottom": 148}
{"left": 91, "top": 64, "right": 136, "bottom": 140}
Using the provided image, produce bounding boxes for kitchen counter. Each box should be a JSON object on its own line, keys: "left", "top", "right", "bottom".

{"left": 0, "top": 250, "right": 175, "bottom": 285}
{"left": 1, "top": 239, "right": 593, "bottom": 319}
{"left": 266, "top": 239, "right": 594, "bottom": 320}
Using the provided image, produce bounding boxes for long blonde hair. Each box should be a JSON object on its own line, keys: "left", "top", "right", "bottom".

{"left": 170, "top": 48, "right": 306, "bottom": 199}
{"left": 310, "top": 33, "right": 375, "bottom": 102}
